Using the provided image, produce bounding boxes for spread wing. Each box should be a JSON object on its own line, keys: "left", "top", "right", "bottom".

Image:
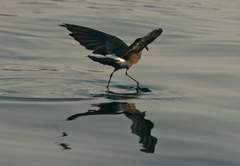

{"left": 61, "top": 24, "right": 128, "bottom": 57}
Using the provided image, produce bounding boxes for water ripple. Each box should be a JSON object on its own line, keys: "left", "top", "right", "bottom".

{"left": 0, "top": 95, "right": 92, "bottom": 102}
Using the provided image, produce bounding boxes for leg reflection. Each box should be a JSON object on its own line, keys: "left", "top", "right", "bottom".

{"left": 66, "top": 102, "right": 157, "bottom": 153}
{"left": 124, "top": 110, "right": 157, "bottom": 153}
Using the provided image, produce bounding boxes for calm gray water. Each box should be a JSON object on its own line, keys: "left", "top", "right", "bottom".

{"left": 0, "top": 0, "right": 240, "bottom": 165}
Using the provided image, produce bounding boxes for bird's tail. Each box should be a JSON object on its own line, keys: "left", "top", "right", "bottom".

{"left": 88, "top": 55, "right": 105, "bottom": 64}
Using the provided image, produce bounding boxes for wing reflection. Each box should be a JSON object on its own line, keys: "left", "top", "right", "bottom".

{"left": 66, "top": 102, "right": 157, "bottom": 153}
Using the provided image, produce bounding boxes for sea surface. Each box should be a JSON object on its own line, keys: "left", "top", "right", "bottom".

{"left": 0, "top": 0, "right": 240, "bottom": 166}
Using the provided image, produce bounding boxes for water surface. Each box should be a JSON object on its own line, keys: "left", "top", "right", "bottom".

{"left": 0, "top": 0, "right": 240, "bottom": 166}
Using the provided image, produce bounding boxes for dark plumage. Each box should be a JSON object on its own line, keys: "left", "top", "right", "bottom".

{"left": 61, "top": 24, "right": 128, "bottom": 57}
{"left": 61, "top": 23, "right": 162, "bottom": 92}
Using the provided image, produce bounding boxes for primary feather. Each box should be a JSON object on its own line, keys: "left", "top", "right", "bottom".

{"left": 60, "top": 24, "right": 128, "bottom": 57}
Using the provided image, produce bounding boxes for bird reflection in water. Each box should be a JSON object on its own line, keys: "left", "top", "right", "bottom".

{"left": 66, "top": 102, "right": 157, "bottom": 153}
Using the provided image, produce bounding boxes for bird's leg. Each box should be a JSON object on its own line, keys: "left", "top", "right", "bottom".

{"left": 125, "top": 69, "right": 140, "bottom": 92}
{"left": 106, "top": 69, "right": 117, "bottom": 91}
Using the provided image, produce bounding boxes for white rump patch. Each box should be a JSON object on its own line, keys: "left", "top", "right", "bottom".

{"left": 106, "top": 54, "right": 126, "bottom": 63}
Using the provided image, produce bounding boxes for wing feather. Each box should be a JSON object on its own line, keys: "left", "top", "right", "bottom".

{"left": 61, "top": 24, "right": 128, "bottom": 56}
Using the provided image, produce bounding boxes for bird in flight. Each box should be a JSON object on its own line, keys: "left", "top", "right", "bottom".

{"left": 61, "top": 24, "right": 162, "bottom": 92}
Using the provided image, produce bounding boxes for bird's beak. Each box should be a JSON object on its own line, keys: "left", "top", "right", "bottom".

{"left": 145, "top": 46, "right": 149, "bottom": 51}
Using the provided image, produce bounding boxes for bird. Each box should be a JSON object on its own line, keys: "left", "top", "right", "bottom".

{"left": 61, "top": 23, "right": 162, "bottom": 92}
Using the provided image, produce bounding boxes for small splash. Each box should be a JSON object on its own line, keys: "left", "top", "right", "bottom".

{"left": 138, "top": 87, "right": 152, "bottom": 92}
{"left": 62, "top": 132, "right": 68, "bottom": 137}
{"left": 58, "top": 143, "right": 71, "bottom": 150}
